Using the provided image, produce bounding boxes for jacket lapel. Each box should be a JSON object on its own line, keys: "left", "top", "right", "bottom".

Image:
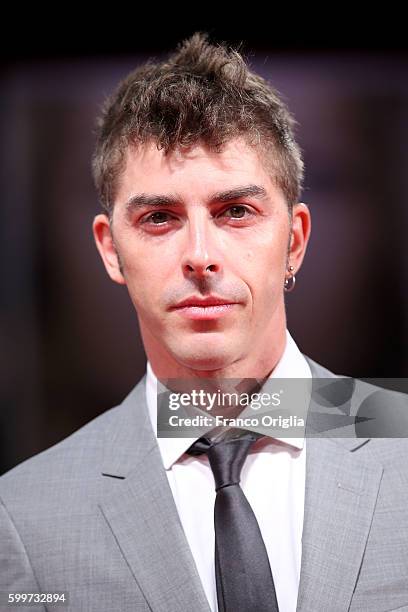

{"left": 98, "top": 378, "right": 211, "bottom": 612}
{"left": 297, "top": 358, "right": 383, "bottom": 611}
{"left": 296, "top": 437, "right": 383, "bottom": 611}
{"left": 97, "top": 359, "right": 384, "bottom": 612}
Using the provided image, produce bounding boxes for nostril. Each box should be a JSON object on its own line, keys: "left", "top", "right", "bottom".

{"left": 184, "top": 263, "right": 218, "bottom": 274}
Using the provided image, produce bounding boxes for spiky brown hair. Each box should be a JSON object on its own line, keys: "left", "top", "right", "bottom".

{"left": 92, "top": 32, "right": 303, "bottom": 216}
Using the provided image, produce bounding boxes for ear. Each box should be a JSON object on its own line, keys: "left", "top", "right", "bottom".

{"left": 288, "top": 203, "right": 312, "bottom": 272}
{"left": 92, "top": 214, "right": 126, "bottom": 285}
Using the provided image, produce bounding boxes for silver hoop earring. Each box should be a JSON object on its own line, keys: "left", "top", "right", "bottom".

{"left": 284, "top": 265, "right": 296, "bottom": 292}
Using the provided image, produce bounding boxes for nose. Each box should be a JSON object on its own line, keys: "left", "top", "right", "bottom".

{"left": 181, "top": 210, "right": 222, "bottom": 279}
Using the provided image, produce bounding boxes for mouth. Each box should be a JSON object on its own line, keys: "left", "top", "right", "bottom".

{"left": 170, "top": 296, "right": 240, "bottom": 320}
{"left": 173, "top": 303, "right": 237, "bottom": 320}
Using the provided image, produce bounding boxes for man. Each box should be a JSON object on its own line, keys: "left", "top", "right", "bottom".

{"left": 1, "top": 33, "right": 407, "bottom": 612}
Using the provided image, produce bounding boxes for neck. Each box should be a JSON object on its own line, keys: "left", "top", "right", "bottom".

{"left": 143, "top": 328, "right": 287, "bottom": 397}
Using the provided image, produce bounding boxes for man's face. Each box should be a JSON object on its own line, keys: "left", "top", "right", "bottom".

{"left": 94, "top": 137, "right": 310, "bottom": 375}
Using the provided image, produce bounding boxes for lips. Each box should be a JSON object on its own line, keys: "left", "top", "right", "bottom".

{"left": 170, "top": 296, "right": 239, "bottom": 320}
{"left": 171, "top": 295, "right": 237, "bottom": 309}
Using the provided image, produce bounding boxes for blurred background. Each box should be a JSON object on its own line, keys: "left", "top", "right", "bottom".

{"left": 1, "top": 21, "right": 407, "bottom": 473}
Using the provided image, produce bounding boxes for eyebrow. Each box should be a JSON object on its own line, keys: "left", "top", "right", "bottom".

{"left": 211, "top": 184, "right": 268, "bottom": 203}
{"left": 124, "top": 184, "right": 268, "bottom": 219}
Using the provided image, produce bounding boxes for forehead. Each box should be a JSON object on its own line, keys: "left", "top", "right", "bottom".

{"left": 114, "top": 137, "right": 282, "bottom": 206}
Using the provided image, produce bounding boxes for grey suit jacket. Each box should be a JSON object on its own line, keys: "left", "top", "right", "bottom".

{"left": 1, "top": 357, "right": 408, "bottom": 612}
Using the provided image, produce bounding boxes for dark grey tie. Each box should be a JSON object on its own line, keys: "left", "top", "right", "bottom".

{"left": 188, "top": 432, "right": 279, "bottom": 612}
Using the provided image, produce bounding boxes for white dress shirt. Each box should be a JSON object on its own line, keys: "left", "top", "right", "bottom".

{"left": 145, "top": 330, "right": 311, "bottom": 612}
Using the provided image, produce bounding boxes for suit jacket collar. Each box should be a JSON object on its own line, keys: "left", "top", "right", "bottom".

{"left": 100, "top": 377, "right": 212, "bottom": 612}
{"left": 101, "top": 378, "right": 155, "bottom": 479}
{"left": 298, "top": 356, "right": 383, "bottom": 611}
{"left": 305, "top": 355, "right": 370, "bottom": 452}
{"left": 99, "top": 357, "right": 383, "bottom": 612}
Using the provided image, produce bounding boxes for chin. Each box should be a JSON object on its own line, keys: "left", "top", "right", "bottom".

{"left": 169, "top": 337, "right": 239, "bottom": 373}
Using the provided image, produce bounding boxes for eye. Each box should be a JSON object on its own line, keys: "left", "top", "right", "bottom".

{"left": 142, "top": 211, "right": 174, "bottom": 224}
{"left": 220, "top": 205, "right": 252, "bottom": 219}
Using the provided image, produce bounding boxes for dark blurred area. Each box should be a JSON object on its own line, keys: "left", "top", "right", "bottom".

{"left": 1, "top": 25, "right": 407, "bottom": 474}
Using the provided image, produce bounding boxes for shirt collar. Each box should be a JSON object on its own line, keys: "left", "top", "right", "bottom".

{"left": 146, "top": 330, "right": 311, "bottom": 469}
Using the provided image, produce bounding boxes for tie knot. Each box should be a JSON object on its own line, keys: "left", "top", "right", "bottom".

{"left": 207, "top": 435, "right": 256, "bottom": 491}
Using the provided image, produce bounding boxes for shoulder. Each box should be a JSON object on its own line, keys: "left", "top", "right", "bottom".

{"left": 0, "top": 377, "right": 146, "bottom": 504}
{"left": 304, "top": 354, "right": 408, "bottom": 459}
{"left": 0, "top": 404, "right": 116, "bottom": 507}
{"left": 303, "top": 355, "right": 338, "bottom": 379}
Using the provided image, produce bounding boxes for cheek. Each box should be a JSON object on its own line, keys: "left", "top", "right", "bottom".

{"left": 120, "top": 256, "right": 162, "bottom": 313}
{"left": 233, "top": 244, "right": 287, "bottom": 318}
{"left": 121, "top": 241, "right": 166, "bottom": 282}
{"left": 126, "top": 266, "right": 164, "bottom": 300}
{"left": 239, "top": 239, "right": 287, "bottom": 286}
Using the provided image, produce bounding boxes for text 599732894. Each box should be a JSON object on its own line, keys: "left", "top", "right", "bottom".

{"left": 3, "top": 592, "right": 68, "bottom": 606}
